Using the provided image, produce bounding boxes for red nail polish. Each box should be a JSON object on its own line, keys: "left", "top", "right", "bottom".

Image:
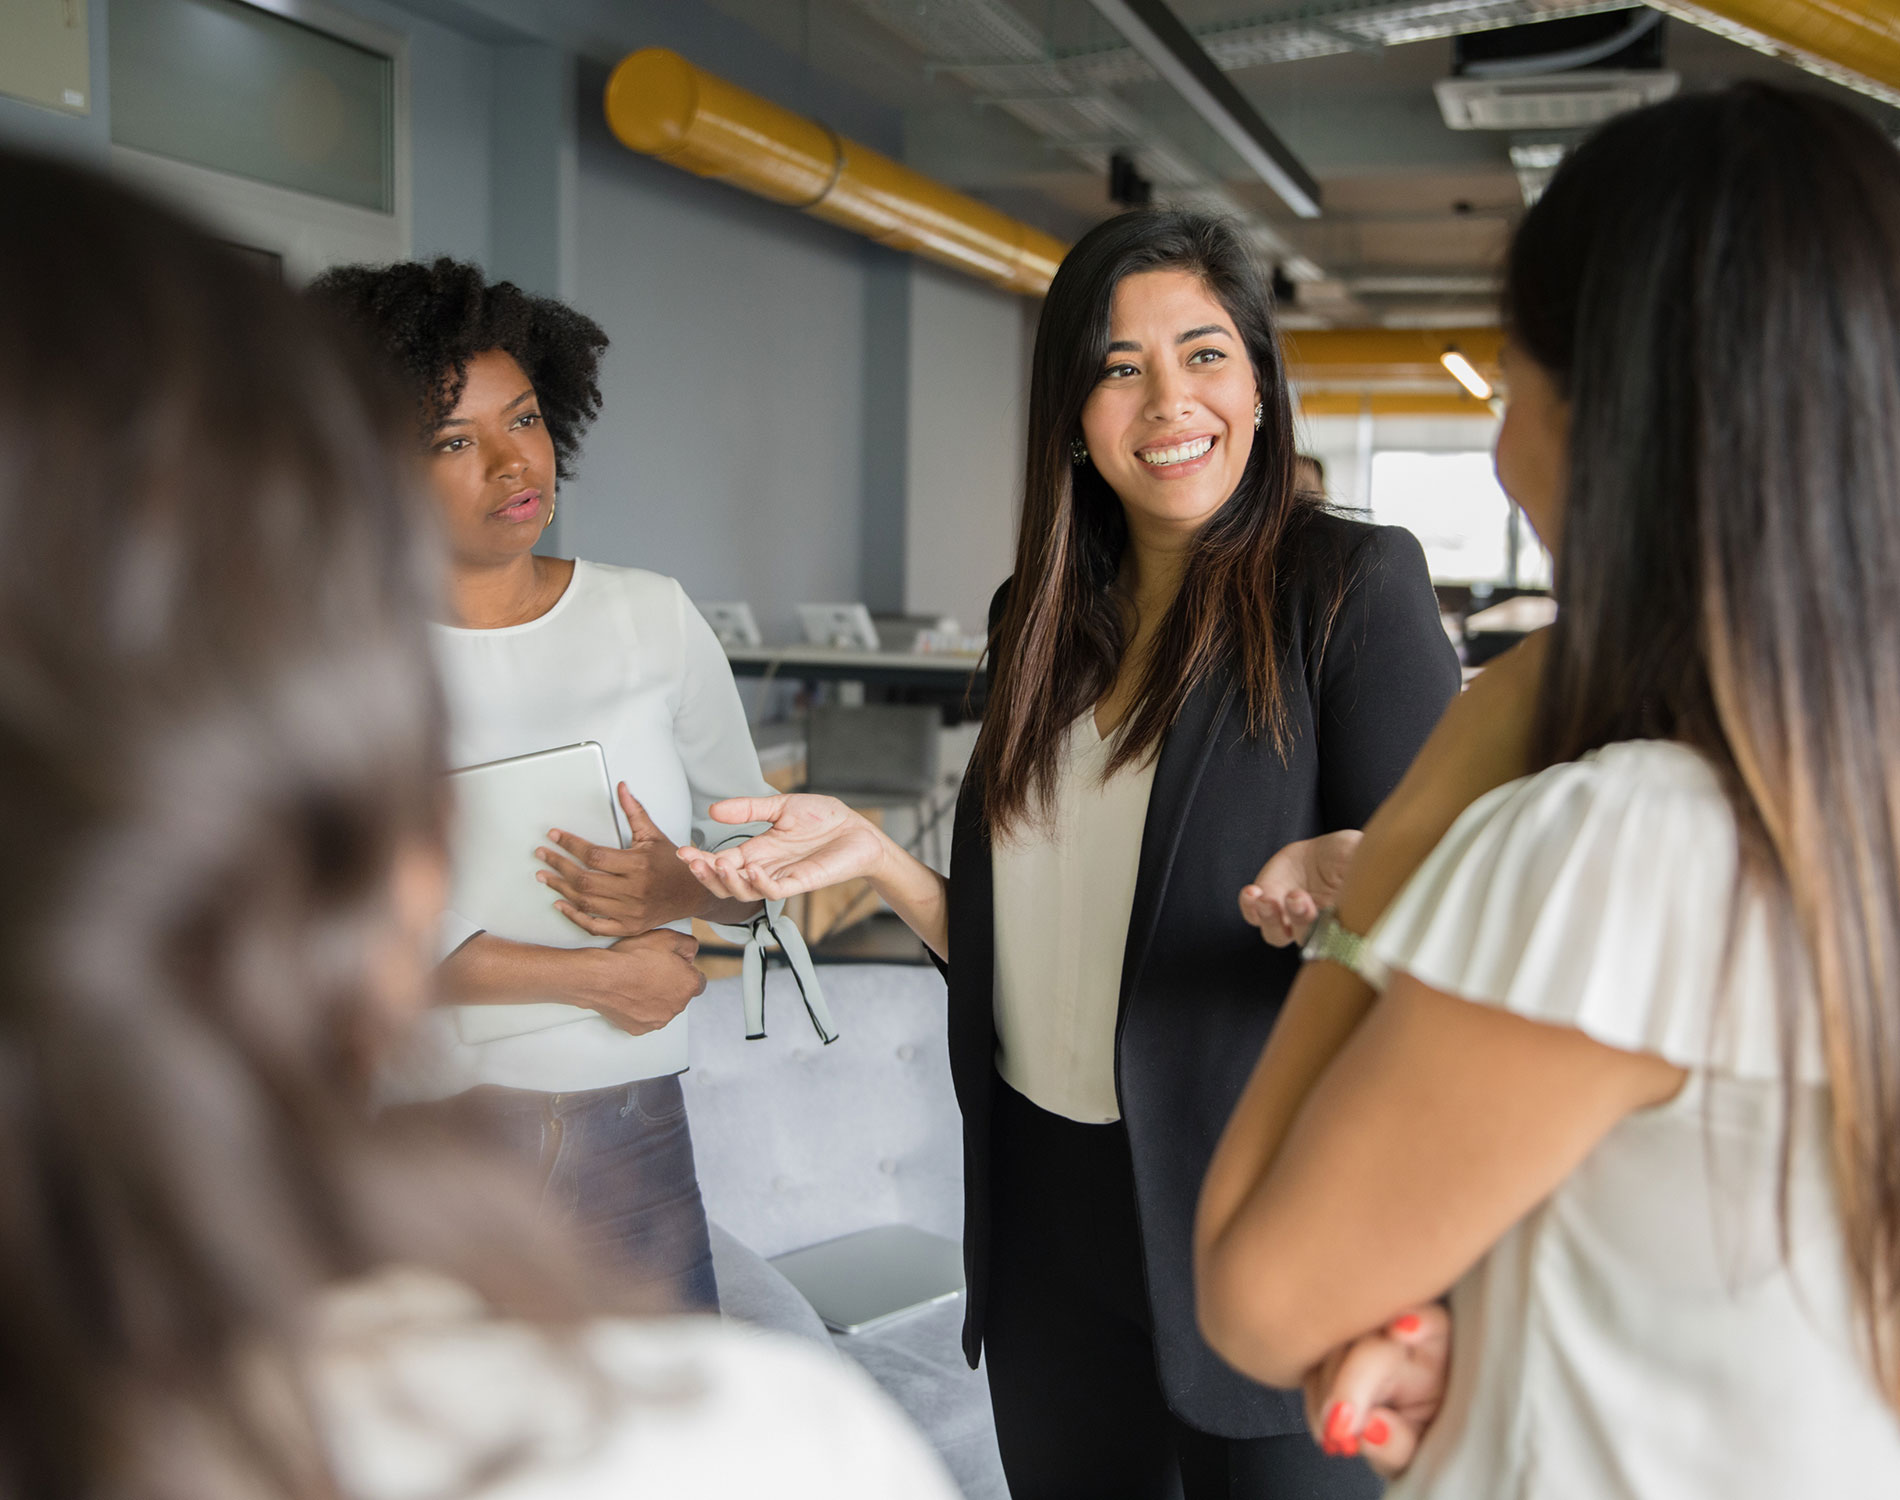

{"left": 1340, "top": 1434, "right": 1361, "bottom": 1457}
{"left": 1391, "top": 1313, "right": 1422, "bottom": 1336}
{"left": 1323, "top": 1402, "right": 1355, "bottom": 1448}
{"left": 1364, "top": 1416, "right": 1390, "bottom": 1446}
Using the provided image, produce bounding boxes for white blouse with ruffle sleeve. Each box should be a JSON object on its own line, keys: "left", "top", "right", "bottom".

{"left": 1369, "top": 740, "right": 1900, "bottom": 1500}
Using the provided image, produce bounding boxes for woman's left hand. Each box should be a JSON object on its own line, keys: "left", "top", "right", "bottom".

{"left": 536, "top": 784, "right": 722, "bottom": 936}
{"left": 1304, "top": 1304, "right": 1450, "bottom": 1478}
{"left": 1239, "top": 830, "right": 1362, "bottom": 945}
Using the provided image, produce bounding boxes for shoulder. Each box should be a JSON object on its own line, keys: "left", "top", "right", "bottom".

{"left": 571, "top": 558, "right": 687, "bottom": 609}
{"left": 570, "top": 559, "right": 697, "bottom": 641}
{"left": 1370, "top": 741, "right": 1803, "bottom": 1077}
{"left": 315, "top": 1276, "right": 958, "bottom": 1500}
{"left": 1389, "top": 740, "right": 1739, "bottom": 925}
{"left": 1283, "top": 508, "right": 1430, "bottom": 595}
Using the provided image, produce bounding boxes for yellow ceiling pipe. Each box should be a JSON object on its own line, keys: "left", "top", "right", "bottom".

{"left": 1661, "top": 0, "right": 1900, "bottom": 102}
{"left": 1283, "top": 327, "right": 1504, "bottom": 386}
{"left": 1295, "top": 392, "right": 1501, "bottom": 418}
{"left": 605, "top": 48, "right": 1068, "bottom": 297}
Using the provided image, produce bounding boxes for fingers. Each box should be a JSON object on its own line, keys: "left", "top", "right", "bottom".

{"left": 677, "top": 847, "right": 747, "bottom": 903}
{"left": 679, "top": 847, "right": 772, "bottom": 903}
{"left": 708, "top": 795, "right": 789, "bottom": 827}
{"left": 553, "top": 900, "right": 633, "bottom": 938}
{"left": 1239, "top": 884, "right": 1299, "bottom": 946}
{"left": 545, "top": 827, "right": 603, "bottom": 868}
{"left": 617, "top": 783, "right": 667, "bottom": 841}
{"left": 1308, "top": 1307, "right": 1450, "bottom": 1474}
{"left": 1358, "top": 1407, "right": 1419, "bottom": 1479}
{"left": 1320, "top": 1336, "right": 1413, "bottom": 1442}
{"left": 1385, "top": 1303, "right": 1450, "bottom": 1351}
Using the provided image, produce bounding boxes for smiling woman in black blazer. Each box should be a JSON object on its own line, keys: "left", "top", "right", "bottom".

{"left": 682, "top": 210, "right": 1459, "bottom": 1498}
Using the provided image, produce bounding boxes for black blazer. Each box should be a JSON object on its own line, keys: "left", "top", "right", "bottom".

{"left": 941, "top": 513, "right": 1461, "bottom": 1440}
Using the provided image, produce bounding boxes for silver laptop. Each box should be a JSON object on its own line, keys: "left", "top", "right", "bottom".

{"left": 769, "top": 1224, "right": 965, "bottom": 1335}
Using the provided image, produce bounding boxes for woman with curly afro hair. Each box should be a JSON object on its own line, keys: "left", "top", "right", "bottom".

{"left": 309, "top": 258, "right": 780, "bottom": 1314}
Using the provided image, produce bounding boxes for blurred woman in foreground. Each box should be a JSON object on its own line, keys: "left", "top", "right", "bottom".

{"left": 0, "top": 149, "right": 954, "bottom": 1500}
{"left": 1197, "top": 83, "right": 1900, "bottom": 1496}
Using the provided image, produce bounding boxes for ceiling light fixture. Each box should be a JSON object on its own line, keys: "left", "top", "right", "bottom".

{"left": 1085, "top": 0, "right": 1322, "bottom": 219}
{"left": 1441, "top": 348, "right": 1494, "bottom": 400}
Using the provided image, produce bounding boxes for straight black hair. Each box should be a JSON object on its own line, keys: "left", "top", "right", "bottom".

{"left": 975, "top": 209, "right": 1341, "bottom": 832}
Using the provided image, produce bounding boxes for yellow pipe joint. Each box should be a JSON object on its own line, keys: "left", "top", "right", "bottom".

{"left": 1284, "top": 327, "right": 1503, "bottom": 387}
{"left": 1670, "top": 0, "right": 1900, "bottom": 100}
{"left": 605, "top": 48, "right": 1067, "bottom": 296}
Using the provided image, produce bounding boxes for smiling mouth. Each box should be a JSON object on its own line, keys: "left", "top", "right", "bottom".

{"left": 1139, "top": 436, "right": 1215, "bottom": 467}
{"left": 494, "top": 489, "right": 541, "bottom": 521}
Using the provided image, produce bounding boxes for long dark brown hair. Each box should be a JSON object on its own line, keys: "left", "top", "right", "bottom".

{"left": 974, "top": 210, "right": 1333, "bottom": 834}
{"left": 1509, "top": 83, "right": 1900, "bottom": 1410}
{"left": 0, "top": 152, "right": 598, "bottom": 1499}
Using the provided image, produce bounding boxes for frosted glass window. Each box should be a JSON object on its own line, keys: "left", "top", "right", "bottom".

{"left": 1368, "top": 450, "right": 1551, "bottom": 587}
{"left": 109, "top": 0, "right": 393, "bottom": 212}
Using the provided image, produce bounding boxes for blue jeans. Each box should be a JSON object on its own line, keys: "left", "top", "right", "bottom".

{"left": 444, "top": 1076, "right": 719, "bottom": 1312}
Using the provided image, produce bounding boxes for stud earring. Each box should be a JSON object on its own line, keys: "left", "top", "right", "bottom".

{"left": 1069, "top": 438, "right": 1089, "bottom": 466}
{"left": 1253, "top": 401, "right": 1264, "bottom": 430}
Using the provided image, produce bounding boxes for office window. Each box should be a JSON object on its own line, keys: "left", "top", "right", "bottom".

{"left": 109, "top": 0, "right": 394, "bottom": 212}
{"left": 1368, "top": 450, "right": 1552, "bottom": 588}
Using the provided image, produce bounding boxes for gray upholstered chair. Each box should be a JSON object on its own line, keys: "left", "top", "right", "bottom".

{"left": 685, "top": 965, "right": 1005, "bottom": 1500}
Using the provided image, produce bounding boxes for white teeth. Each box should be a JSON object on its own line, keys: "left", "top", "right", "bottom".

{"left": 1139, "top": 437, "right": 1214, "bottom": 466}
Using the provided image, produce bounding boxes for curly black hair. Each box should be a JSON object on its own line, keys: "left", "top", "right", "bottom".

{"left": 307, "top": 257, "right": 608, "bottom": 481}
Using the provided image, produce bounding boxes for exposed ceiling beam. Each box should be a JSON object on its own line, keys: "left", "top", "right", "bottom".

{"left": 1086, "top": 0, "right": 1323, "bottom": 216}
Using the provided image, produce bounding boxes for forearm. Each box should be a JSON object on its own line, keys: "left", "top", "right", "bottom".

{"left": 439, "top": 932, "right": 581, "bottom": 1005}
{"left": 868, "top": 829, "right": 951, "bottom": 960}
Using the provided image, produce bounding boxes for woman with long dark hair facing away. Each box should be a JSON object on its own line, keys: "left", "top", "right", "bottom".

{"left": 0, "top": 147, "right": 956, "bottom": 1500}
{"left": 1196, "top": 83, "right": 1900, "bottom": 1496}
{"left": 682, "top": 209, "right": 1461, "bottom": 1496}
{"left": 307, "top": 261, "right": 804, "bottom": 1315}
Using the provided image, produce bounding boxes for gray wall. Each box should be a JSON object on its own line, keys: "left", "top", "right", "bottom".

{"left": 903, "top": 262, "right": 1031, "bottom": 635}
{"left": 567, "top": 92, "right": 879, "bottom": 641}
{"left": 0, "top": 0, "right": 1037, "bottom": 656}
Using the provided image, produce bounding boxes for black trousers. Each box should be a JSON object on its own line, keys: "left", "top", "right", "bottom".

{"left": 985, "top": 1077, "right": 1383, "bottom": 1500}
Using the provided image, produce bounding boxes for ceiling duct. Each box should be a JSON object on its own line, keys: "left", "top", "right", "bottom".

{"left": 1436, "top": 7, "right": 1678, "bottom": 129}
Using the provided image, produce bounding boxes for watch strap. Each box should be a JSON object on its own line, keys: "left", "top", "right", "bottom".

{"left": 1299, "top": 907, "right": 1392, "bottom": 991}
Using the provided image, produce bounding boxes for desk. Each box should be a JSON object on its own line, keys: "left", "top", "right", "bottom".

{"left": 725, "top": 644, "right": 988, "bottom": 717}
{"left": 726, "top": 643, "right": 985, "bottom": 689}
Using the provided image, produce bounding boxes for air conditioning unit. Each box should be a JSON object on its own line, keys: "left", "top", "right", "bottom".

{"left": 1435, "top": 70, "right": 1679, "bottom": 131}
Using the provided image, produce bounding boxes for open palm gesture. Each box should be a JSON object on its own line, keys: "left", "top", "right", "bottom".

{"left": 676, "top": 793, "right": 888, "bottom": 903}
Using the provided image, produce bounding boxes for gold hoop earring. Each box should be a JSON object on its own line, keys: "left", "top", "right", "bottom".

{"left": 543, "top": 497, "right": 557, "bottom": 530}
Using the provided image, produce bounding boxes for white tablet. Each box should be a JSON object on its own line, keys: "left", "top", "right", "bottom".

{"left": 445, "top": 742, "right": 685, "bottom": 1070}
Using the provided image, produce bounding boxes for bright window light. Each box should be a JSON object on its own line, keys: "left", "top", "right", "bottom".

{"left": 1369, "top": 450, "right": 1551, "bottom": 588}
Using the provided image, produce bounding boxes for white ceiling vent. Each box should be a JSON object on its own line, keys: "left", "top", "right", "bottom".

{"left": 1435, "top": 70, "right": 1679, "bottom": 130}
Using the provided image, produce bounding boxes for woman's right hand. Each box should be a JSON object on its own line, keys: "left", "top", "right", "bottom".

{"left": 1304, "top": 1303, "right": 1450, "bottom": 1478}
{"left": 439, "top": 930, "right": 706, "bottom": 1037}
{"left": 677, "top": 794, "right": 890, "bottom": 902}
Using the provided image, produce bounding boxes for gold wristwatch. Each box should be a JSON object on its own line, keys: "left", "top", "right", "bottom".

{"left": 1299, "top": 907, "right": 1391, "bottom": 990}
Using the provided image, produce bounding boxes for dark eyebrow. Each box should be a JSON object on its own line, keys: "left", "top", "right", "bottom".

{"left": 502, "top": 388, "right": 537, "bottom": 412}
{"left": 1104, "top": 325, "right": 1232, "bottom": 357}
